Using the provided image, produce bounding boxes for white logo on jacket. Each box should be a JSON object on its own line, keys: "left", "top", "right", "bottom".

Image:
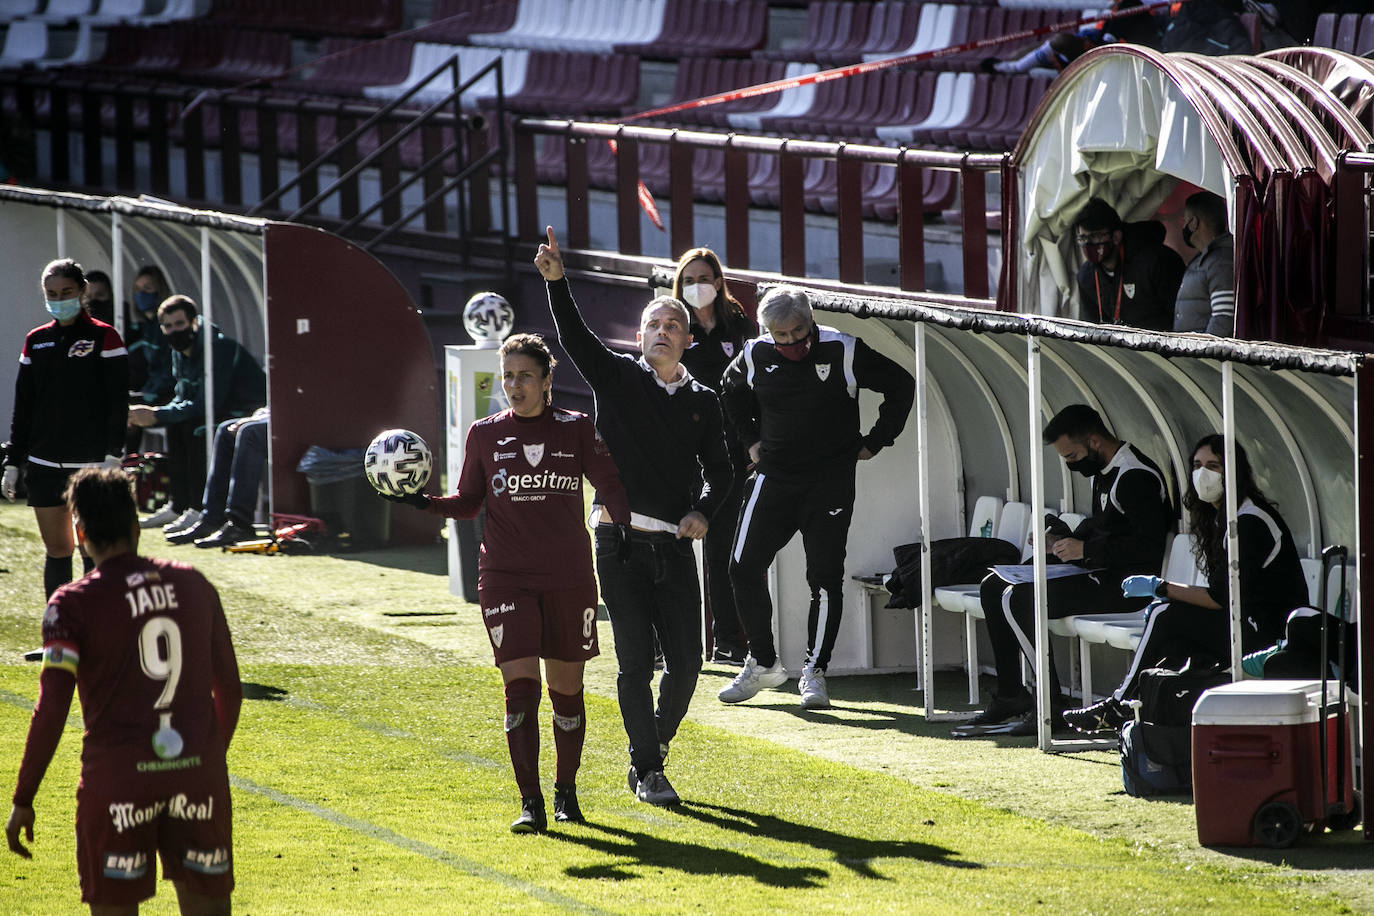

{"left": 523, "top": 443, "right": 545, "bottom": 467}
{"left": 721, "top": 342, "right": 734, "bottom": 357}
{"left": 1123, "top": 283, "right": 1136, "bottom": 299}
{"left": 815, "top": 364, "right": 831, "bottom": 381}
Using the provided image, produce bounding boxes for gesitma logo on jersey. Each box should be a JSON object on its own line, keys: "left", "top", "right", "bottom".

{"left": 489, "top": 466, "right": 580, "bottom": 500}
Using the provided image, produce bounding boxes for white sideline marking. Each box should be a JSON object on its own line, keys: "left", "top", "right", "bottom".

{"left": 231, "top": 775, "right": 614, "bottom": 915}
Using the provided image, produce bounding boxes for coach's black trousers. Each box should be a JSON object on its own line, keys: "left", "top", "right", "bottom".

{"left": 729, "top": 466, "right": 855, "bottom": 672}
{"left": 980, "top": 569, "right": 1148, "bottom": 699}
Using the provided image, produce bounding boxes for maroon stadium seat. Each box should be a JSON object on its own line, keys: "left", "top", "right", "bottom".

{"left": 912, "top": 71, "right": 991, "bottom": 146}
{"left": 1311, "top": 12, "right": 1337, "bottom": 48}
{"left": 1335, "top": 13, "right": 1361, "bottom": 53}
{"left": 618, "top": 0, "right": 767, "bottom": 58}
{"left": 424, "top": 0, "right": 521, "bottom": 44}
{"left": 1357, "top": 14, "right": 1374, "bottom": 57}
{"left": 284, "top": 38, "right": 415, "bottom": 97}
{"left": 857, "top": 0, "right": 925, "bottom": 59}
{"left": 756, "top": 1, "right": 840, "bottom": 62}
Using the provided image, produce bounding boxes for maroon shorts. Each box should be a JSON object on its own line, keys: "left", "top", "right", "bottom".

{"left": 479, "top": 583, "right": 600, "bottom": 665}
{"left": 75, "top": 760, "right": 234, "bottom": 906}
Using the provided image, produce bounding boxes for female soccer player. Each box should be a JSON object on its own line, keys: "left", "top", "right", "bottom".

{"left": 1064, "top": 434, "right": 1309, "bottom": 732}
{"left": 671, "top": 247, "right": 757, "bottom": 665}
{"left": 3, "top": 258, "right": 129, "bottom": 599}
{"left": 388, "top": 333, "right": 629, "bottom": 833}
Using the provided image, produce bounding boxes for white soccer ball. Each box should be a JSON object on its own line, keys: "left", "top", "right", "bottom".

{"left": 365, "top": 429, "right": 433, "bottom": 497}
{"left": 463, "top": 291, "right": 515, "bottom": 348}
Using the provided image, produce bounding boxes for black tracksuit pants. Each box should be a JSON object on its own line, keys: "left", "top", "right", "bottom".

{"left": 729, "top": 466, "right": 855, "bottom": 671}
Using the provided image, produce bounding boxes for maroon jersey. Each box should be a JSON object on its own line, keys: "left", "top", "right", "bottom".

{"left": 13, "top": 554, "right": 241, "bottom": 805}
{"left": 428, "top": 407, "right": 629, "bottom": 591}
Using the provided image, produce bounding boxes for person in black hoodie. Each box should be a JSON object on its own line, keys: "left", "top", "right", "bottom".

{"left": 535, "top": 228, "right": 732, "bottom": 808}
{"left": 1073, "top": 197, "right": 1185, "bottom": 331}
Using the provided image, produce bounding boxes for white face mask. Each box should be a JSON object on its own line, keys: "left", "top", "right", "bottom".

{"left": 1192, "top": 466, "right": 1224, "bottom": 503}
{"left": 681, "top": 282, "right": 717, "bottom": 311}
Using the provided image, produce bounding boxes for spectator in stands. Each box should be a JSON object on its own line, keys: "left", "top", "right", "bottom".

{"left": 717, "top": 287, "right": 914, "bottom": 710}
{"left": 2, "top": 258, "right": 127, "bottom": 599}
{"left": 1173, "top": 191, "right": 1235, "bottom": 336}
{"left": 959, "top": 404, "right": 1173, "bottom": 737}
{"left": 536, "top": 227, "right": 732, "bottom": 808}
{"left": 982, "top": 1, "right": 1166, "bottom": 74}
{"left": 1065, "top": 435, "right": 1307, "bottom": 733}
{"left": 672, "top": 246, "right": 758, "bottom": 666}
{"left": 1073, "top": 197, "right": 1185, "bottom": 332}
{"left": 128, "top": 295, "right": 266, "bottom": 541}
{"left": 81, "top": 270, "right": 115, "bottom": 327}
{"left": 167, "top": 407, "right": 269, "bottom": 549}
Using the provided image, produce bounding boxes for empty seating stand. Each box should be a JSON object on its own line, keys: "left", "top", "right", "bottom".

{"left": 283, "top": 37, "right": 415, "bottom": 97}
{"left": 209, "top": 0, "right": 403, "bottom": 37}
{"left": 615, "top": 0, "right": 767, "bottom": 58}
{"left": 471, "top": 0, "right": 666, "bottom": 54}
{"left": 421, "top": 0, "right": 520, "bottom": 44}
{"left": 500, "top": 50, "right": 639, "bottom": 117}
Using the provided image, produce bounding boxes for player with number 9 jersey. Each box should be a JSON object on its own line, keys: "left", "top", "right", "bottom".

{"left": 8, "top": 468, "right": 241, "bottom": 912}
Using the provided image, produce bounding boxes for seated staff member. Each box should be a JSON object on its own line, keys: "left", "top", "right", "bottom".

{"left": 672, "top": 246, "right": 758, "bottom": 665}
{"left": 1065, "top": 435, "right": 1308, "bottom": 733}
{"left": 960, "top": 404, "right": 1174, "bottom": 737}
{"left": 536, "top": 227, "right": 732, "bottom": 808}
{"left": 387, "top": 334, "right": 629, "bottom": 833}
{"left": 7, "top": 467, "right": 241, "bottom": 915}
{"left": 717, "top": 286, "right": 914, "bottom": 710}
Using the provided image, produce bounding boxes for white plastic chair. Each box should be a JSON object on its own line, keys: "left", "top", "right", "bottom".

{"left": 727, "top": 62, "right": 819, "bottom": 130}
{"left": 37, "top": 0, "right": 93, "bottom": 22}
{"left": 87, "top": 0, "right": 146, "bottom": 24}
{"left": 0, "top": 0, "right": 42, "bottom": 20}
{"left": 0, "top": 19, "right": 48, "bottom": 68}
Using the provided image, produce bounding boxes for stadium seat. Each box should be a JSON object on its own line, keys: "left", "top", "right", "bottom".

{"left": 364, "top": 44, "right": 529, "bottom": 109}
{"left": 1311, "top": 12, "right": 1337, "bottom": 49}
{"left": 617, "top": 0, "right": 766, "bottom": 58}
{"left": 874, "top": 71, "right": 975, "bottom": 145}
{"left": 285, "top": 37, "right": 415, "bottom": 97}
{"left": 856, "top": 0, "right": 927, "bottom": 62}
{"left": 1334, "top": 13, "right": 1362, "bottom": 53}
{"left": 422, "top": 0, "right": 521, "bottom": 44}
{"left": 1357, "top": 14, "right": 1374, "bottom": 58}
{"left": 0, "top": 19, "right": 48, "bottom": 68}
{"left": 36, "top": 20, "right": 101, "bottom": 69}
{"left": 132, "top": 0, "right": 206, "bottom": 25}
{"left": 0, "top": 0, "right": 41, "bottom": 19}
{"left": 176, "top": 26, "right": 290, "bottom": 84}
{"left": 864, "top": 3, "right": 957, "bottom": 63}
{"left": 35, "top": 0, "right": 93, "bottom": 23}
{"left": 86, "top": 0, "right": 147, "bottom": 26}
{"left": 498, "top": 51, "right": 638, "bottom": 117}
{"left": 758, "top": 1, "right": 873, "bottom": 66}
{"left": 725, "top": 62, "right": 818, "bottom": 130}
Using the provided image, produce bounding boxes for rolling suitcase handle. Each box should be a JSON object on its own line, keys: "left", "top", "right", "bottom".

{"left": 1318, "top": 545, "right": 1348, "bottom": 822}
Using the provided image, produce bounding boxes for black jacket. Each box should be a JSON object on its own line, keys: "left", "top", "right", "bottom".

{"left": 1076, "top": 220, "right": 1186, "bottom": 331}
{"left": 720, "top": 325, "right": 914, "bottom": 484}
{"left": 546, "top": 278, "right": 732, "bottom": 527}
{"left": 1074, "top": 442, "right": 1174, "bottom": 579}
{"left": 8, "top": 311, "right": 129, "bottom": 465}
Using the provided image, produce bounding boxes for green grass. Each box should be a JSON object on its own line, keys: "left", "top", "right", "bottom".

{"left": 0, "top": 503, "right": 1368, "bottom": 914}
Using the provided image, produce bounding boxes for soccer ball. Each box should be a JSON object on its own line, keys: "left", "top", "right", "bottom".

{"left": 463, "top": 291, "right": 515, "bottom": 347}
{"left": 364, "top": 429, "right": 433, "bottom": 497}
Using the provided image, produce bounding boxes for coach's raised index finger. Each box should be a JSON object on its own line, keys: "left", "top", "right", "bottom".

{"left": 545, "top": 225, "right": 560, "bottom": 253}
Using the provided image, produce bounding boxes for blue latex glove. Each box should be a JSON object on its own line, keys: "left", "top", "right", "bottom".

{"left": 1121, "top": 574, "right": 1163, "bottom": 598}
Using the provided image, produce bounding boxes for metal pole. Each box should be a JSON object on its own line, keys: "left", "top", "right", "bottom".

{"left": 111, "top": 212, "right": 125, "bottom": 339}
{"left": 1221, "top": 361, "right": 1243, "bottom": 677}
{"left": 1028, "top": 334, "right": 1050, "bottom": 750}
{"left": 915, "top": 321, "right": 935, "bottom": 715}
{"left": 55, "top": 208, "right": 66, "bottom": 258}
{"left": 200, "top": 227, "right": 215, "bottom": 472}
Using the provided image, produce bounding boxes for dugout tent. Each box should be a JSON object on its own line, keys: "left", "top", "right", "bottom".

{"left": 0, "top": 185, "right": 437, "bottom": 545}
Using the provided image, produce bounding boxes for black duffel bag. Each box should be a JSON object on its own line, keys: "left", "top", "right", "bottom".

{"left": 883, "top": 537, "right": 1022, "bottom": 609}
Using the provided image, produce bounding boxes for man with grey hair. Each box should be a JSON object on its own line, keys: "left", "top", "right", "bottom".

{"left": 535, "top": 228, "right": 731, "bottom": 807}
{"left": 1173, "top": 190, "right": 1234, "bottom": 336}
{"left": 717, "top": 286, "right": 914, "bottom": 708}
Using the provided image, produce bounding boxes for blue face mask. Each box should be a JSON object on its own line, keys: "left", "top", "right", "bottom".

{"left": 134, "top": 290, "right": 160, "bottom": 314}
{"left": 45, "top": 297, "right": 83, "bottom": 321}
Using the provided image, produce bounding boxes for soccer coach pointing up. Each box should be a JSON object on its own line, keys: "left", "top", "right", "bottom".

{"left": 536, "top": 228, "right": 732, "bottom": 808}
{"left": 718, "top": 286, "right": 914, "bottom": 710}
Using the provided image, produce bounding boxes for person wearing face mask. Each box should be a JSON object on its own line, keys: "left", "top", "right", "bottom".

{"left": 81, "top": 269, "right": 116, "bottom": 326}
{"left": 1064, "top": 435, "right": 1307, "bottom": 733}
{"left": 717, "top": 286, "right": 914, "bottom": 710}
{"left": 1172, "top": 191, "right": 1235, "bottom": 336}
{"left": 672, "top": 247, "right": 758, "bottom": 666}
{"left": 124, "top": 265, "right": 176, "bottom": 409}
{"left": 3, "top": 258, "right": 129, "bottom": 599}
{"left": 128, "top": 295, "right": 266, "bottom": 539}
{"left": 959, "top": 404, "right": 1174, "bottom": 737}
{"left": 536, "top": 227, "right": 732, "bottom": 808}
{"left": 1072, "top": 197, "right": 1185, "bottom": 332}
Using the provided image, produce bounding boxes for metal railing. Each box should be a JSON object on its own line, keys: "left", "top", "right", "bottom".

{"left": 513, "top": 118, "right": 1005, "bottom": 302}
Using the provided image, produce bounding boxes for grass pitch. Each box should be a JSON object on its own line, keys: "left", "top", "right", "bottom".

{"left": 0, "top": 503, "right": 1369, "bottom": 914}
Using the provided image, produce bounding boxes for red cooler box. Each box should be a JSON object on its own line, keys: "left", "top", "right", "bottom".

{"left": 1192, "top": 679, "right": 1354, "bottom": 847}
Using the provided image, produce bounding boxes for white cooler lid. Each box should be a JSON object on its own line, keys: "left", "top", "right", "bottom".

{"left": 1191, "top": 679, "right": 1340, "bottom": 726}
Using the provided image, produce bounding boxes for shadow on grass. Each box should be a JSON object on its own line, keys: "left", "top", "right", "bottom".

{"left": 549, "top": 801, "right": 977, "bottom": 886}
{"left": 241, "top": 682, "right": 288, "bottom": 701}
{"left": 318, "top": 543, "right": 448, "bottom": 576}
{"left": 1205, "top": 829, "right": 1374, "bottom": 870}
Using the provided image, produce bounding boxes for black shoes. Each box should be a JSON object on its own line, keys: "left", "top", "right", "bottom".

{"left": 1063, "top": 697, "right": 1131, "bottom": 734}
{"left": 194, "top": 519, "right": 255, "bottom": 549}
{"left": 1006, "top": 708, "right": 1070, "bottom": 737}
{"left": 553, "top": 783, "right": 583, "bottom": 823}
{"left": 167, "top": 519, "right": 220, "bottom": 545}
{"left": 511, "top": 796, "right": 547, "bottom": 834}
{"left": 966, "top": 692, "right": 1032, "bottom": 727}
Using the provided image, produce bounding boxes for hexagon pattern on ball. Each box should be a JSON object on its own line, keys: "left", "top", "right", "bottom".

{"left": 365, "top": 429, "right": 433, "bottom": 497}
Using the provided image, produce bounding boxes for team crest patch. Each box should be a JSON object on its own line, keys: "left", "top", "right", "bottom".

{"left": 67, "top": 339, "right": 95, "bottom": 358}
{"left": 491, "top": 624, "right": 504, "bottom": 647}
{"left": 721, "top": 342, "right": 734, "bottom": 357}
{"left": 42, "top": 603, "right": 58, "bottom": 626}
{"left": 523, "top": 443, "right": 545, "bottom": 467}
{"left": 1099, "top": 491, "right": 1108, "bottom": 509}
{"left": 504, "top": 711, "right": 524, "bottom": 732}
{"left": 553, "top": 713, "right": 583, "bottom": 731}
{"left": 1123, "top": 283, "right": 1137, "bottom": 299}
{"left": 815, "top": 363, "right": 831, "bottom": 381}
